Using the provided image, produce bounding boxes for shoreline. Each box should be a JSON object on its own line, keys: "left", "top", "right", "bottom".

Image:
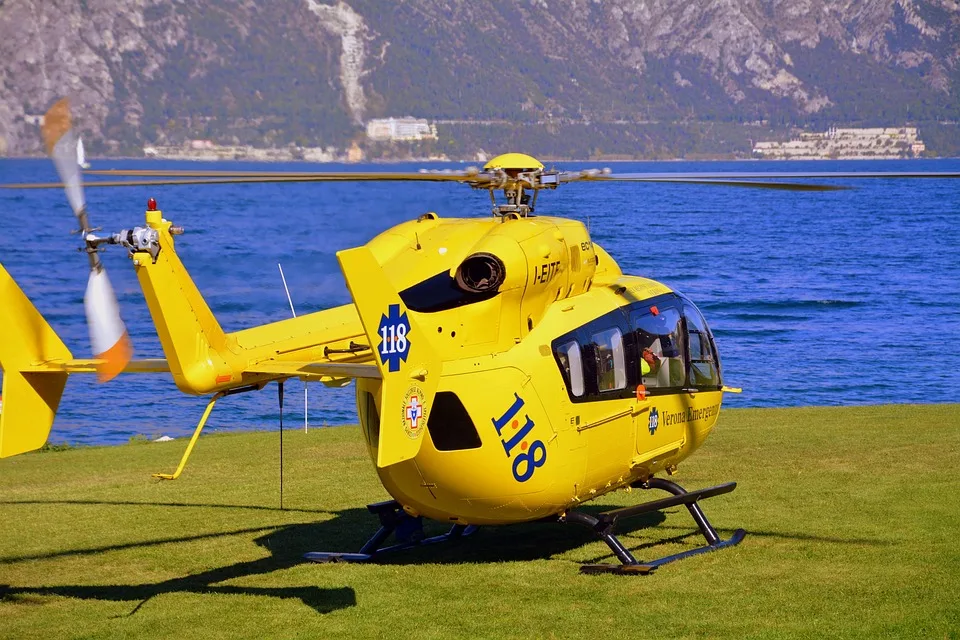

{"left": 1, "top": 154, "right": 954, "bottom": 163}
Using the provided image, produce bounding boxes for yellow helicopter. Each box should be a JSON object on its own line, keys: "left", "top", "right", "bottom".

{"left": 4, "top": 100, "right": 950, "bottom": 574}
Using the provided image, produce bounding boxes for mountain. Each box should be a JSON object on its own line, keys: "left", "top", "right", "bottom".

{"left": 1, "top": 0, "right": 959, "bottom": 159}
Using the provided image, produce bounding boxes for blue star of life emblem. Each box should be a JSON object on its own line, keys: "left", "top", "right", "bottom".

{"left": 648, "top": 407, "right": 659, "bottom": 435}
{"left": 377, "top": 303, "right": 411, "bottom": 373}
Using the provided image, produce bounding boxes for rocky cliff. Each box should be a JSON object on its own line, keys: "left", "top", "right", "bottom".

{"left": 1, "top": 0, "right": 958, "bottom": 157}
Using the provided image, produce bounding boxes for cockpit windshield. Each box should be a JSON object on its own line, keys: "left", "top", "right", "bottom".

{"left": 683, "top": 301, "right": 721, "bottom": 388}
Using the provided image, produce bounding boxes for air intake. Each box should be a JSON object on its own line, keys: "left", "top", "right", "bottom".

{"left": 455, "top": 253, "right": 505, "bottom": 293}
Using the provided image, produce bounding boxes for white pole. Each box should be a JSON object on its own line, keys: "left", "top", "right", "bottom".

{"left": 277, "top": 264, "right": 308, "bottom": 433}
{"left": 278, "top": 264, "right": 296, "bottom": 317}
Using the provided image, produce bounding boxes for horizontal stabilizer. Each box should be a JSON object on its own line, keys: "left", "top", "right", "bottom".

{"left": 0, "top": 371, "right": 68, "bottom": 457}
{"left": 19, "top": 359, "right": 171, "bottom": 374}
{"left": 246, "top": 361, "right": 381, "bottom": 380}
{"left": 0, "top": 263, "right": 73, "bottom": 457}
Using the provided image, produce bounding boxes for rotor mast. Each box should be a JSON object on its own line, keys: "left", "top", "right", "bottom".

{"left": 480, "top": 152, "right": 559, "bottom": 218}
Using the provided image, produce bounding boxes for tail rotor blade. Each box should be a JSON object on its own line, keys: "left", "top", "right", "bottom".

{"left": 42, "top": 98, "right": 133, "bottom": 381}
{"left": 41, "top": 98, "right": 85, "bottom": 217}
{"left": 84, "top": 268, "right": 132, "bottom": 382}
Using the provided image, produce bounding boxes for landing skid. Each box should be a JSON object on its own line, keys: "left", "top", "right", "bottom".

{"left": 304, "top": 500, "right": 478, "bottom": 564}
{"left": 566, "top": 478, "right": 746, "bottom": 575}
{"left": 304, "top": 480, "right": 743, "bottom": 572}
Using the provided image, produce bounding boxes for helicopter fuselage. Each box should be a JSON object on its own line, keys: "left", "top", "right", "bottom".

{"left": 352, "top": 213, "right": 727, "bottom": 525}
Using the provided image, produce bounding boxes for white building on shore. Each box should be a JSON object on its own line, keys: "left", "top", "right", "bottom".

{"left": 366, "top": 117, "right": 438, "bottom": 142}
{"left": 753, "top": 127, "right": 926, "bottom": 159}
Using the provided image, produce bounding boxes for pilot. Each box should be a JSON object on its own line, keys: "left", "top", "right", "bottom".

{"left": 641, "top": 348, "right": 662, "bottom": 376}
{"left": 637, "top": 328, "right": 663, "bottom": 377}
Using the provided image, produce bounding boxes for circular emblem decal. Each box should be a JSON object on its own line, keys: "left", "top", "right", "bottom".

{"left": 401, "top": 385, "right": 428, "bottom": 440}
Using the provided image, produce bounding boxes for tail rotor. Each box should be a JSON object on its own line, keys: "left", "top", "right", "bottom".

{"left": 41, "top": 98, "right": 132, "bottom": 382}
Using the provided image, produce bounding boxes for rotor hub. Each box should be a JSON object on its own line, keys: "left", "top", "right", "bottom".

{"left": 480, "top": 153, "right": 557, "bottom": 218}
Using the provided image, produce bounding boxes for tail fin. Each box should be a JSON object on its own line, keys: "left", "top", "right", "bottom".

{"left": 0, "top": 264, "right": 72, "bottom": 457}
{"left": 133, "top": 211, "right": 233, "bottom": 394}
{"left": 337, "top": 247, "right": 442, "bottom": 468}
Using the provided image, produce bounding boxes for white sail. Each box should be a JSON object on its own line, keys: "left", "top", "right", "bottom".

{"left": 77, "top": 137, "right": 90, "bottom": 169}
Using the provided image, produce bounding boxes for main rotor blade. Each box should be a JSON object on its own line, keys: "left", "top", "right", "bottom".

{"left": 582, "top": 170, "right": 960, "bottom": 181}
{"left": 85, "top": 169, "right": 482, "bottom": 179}
{"left": 577, "top": 176, "right": 847, "bottom": 191}
{"left": 3, "top": 173, "right": 844, "bottom": 190}
{"left": 561, "top": 169, "right": 960, "bottom": 191}
{"left": 3, "top": 168, "right": 505, "bottom": 189}
{"left": 2, "top": 175, "right": 493, "bottom": 189}
{"left": 101, "top": 168, "right": 960, "bottom": 182}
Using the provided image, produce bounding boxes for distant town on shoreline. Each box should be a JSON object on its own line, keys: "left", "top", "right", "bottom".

{"left": 141, "top": 123, "right": 935, "bottom": 163}
{"left": 13, "top": 114, "right": 939, "bottom": 164}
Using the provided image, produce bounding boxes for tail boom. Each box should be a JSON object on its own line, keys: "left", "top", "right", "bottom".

{"left": 133, "top": 208, "right": 372, "bottom": 395}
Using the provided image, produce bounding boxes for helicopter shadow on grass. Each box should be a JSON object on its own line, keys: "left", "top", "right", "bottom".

{"left": 0, "top": 497, "right": 894, "bottom": 616}
{"left": 0, "top": 499, "right": 670, "bottom": 617}
{"left": 0, "top": 499, "right": 672, "bottom": 569}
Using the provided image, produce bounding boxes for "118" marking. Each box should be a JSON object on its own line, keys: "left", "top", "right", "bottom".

{"left": 491, "top": 393, "right": 547, "bottom": 482}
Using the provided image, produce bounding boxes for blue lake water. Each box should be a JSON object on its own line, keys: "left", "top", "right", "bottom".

{"left": 1, "top": 157, "right": 958, "bottom": 446}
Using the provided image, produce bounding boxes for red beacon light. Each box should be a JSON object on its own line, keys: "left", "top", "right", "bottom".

{"left": 147, "top": 197, "right": 158, "bottom": 211}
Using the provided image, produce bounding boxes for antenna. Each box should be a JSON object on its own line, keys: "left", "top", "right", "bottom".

{"left": 278, "top": 264, "right": 308, "bottom": 433}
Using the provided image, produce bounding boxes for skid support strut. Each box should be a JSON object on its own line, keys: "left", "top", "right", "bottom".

{"left": 567, "top": 478, "right": 746, "bottom": 575}
{"left": 304, "top": 500, "right": 478, "bottom": 564}
{"left": 153, "top": 383, "right": 263, "bottom": 480}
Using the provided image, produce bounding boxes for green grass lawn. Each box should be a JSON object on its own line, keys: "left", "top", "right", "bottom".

{"left": 1, "top": 404, "right": 958, "bottom": 639}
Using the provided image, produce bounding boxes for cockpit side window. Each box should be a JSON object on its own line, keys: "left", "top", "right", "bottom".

{"left": 683, "top": 300, "right": 722, "bottom": 389}
{"left": 591, "top": 327, "right": 626, "bottom": 392}
{"left": 556, "top": 340, "right": 585, "bottom": 397}
{"left": 551, "top": 307, "right": 631, "bottom": 402}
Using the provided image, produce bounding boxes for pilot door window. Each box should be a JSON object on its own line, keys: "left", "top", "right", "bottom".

{"left": 631, "top": 304, "right": 687, "bottom": 390}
